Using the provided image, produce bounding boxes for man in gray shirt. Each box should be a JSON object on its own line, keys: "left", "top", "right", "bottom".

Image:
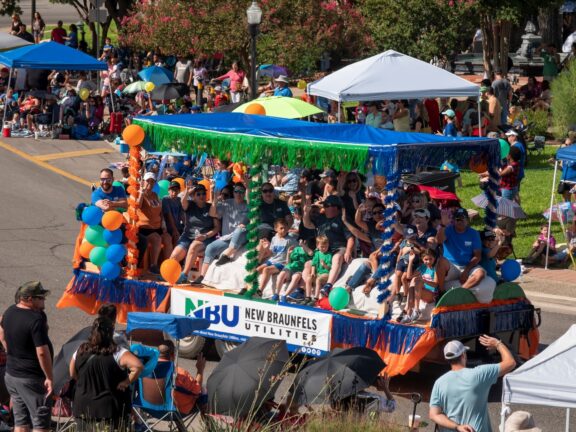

{"left": 491, "top": 70, "right": 512, "bottom": 125}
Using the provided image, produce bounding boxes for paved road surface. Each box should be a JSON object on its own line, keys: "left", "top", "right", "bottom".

{"left": 0, "top": 0, "right": 78, "bottom": 30}
{"left": 0, "top": 136, "right": 574, "bottom": 431}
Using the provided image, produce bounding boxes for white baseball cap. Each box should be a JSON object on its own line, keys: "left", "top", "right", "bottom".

{"left": 443, "top": 340, "right": 470, "bottom": 360}
{"left": 505, "top": 130, "right": 519, "bottom": 136}
{"left": 143, "top": 172, "right": 156, "bottom": 182}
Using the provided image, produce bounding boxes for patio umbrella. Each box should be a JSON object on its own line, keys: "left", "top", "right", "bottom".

{"left": 207, "top": 337, "right": 289, "bottom": 416}
{"left": 212, "top": 102, "right": 243, "bottom": 113}
{"left": 293, "top": 347, "right": 385, "bottom": 405}
{"left": 472, "top": 194, "right": 527, "bottom": 219}
{"left": 258, "top": 64, "right": 289, "bottom": 78}
{"left": 53, "top": 327, "right": 91, "bottom": 395}
{"left": 149, "top": 83, "right": 189, "bottom": 101}
{"left": 137, "top": 65, "right": 173, "bottom": 86}
{"left": 0, "top": 33, "right": 32, "bottom": 52}
{"left": 233, "top": 96, "right": 324, "bottom": 119}
{"left": 123, "top": 81, "right": 147, "bottom": 94}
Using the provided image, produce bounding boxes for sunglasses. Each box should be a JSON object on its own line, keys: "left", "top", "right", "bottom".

{"left": 324, "top": 204, "right": 338, "bottom": 208}
{"left": 262, "top": 189, "right": 274, "bottom": 193}
{"left": 32, "top": 295, "right": 46, "bottom": 300}
{"left": 195, "top": 192, "right": 207, "bottom": 196}
{"left": 454, "top": 217, "right": 466, "bottom": 221}
{"left": 100, "top": 178, "right": 112, "bottom": 182}
{"left": 372, "top": 210, "right": 384, "bottom": 216}
{"left": 233, "top": 189, "right": 245, "bottom": 193}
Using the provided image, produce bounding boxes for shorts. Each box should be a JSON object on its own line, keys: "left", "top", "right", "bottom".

{"left": 139, "top": 227, "right": 163, "bottom": 237}
{"left": 395, "top": 254, "right": 419, "bottom": 272}
{"left": 177, "top": 234, "right": 215, "bottom": 250}
{"left": 265, "top": 260, "right": 285, "bottom": 271}
{"left": 281, "top": 267, "right": 302, "bottom": 278}
{"left": 5, "top": 373, "right": 51, "bottom": 429}
{"left": 329, "top": 246, "right": 346, "bottom": 255}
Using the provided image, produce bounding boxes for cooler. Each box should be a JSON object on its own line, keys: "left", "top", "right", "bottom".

{"left": 402, "top": 170, "right": 460, "bottom": 193}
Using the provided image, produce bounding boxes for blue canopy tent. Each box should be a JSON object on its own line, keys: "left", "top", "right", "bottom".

{"left": 0, "top": 41, "right": 108, "bottom": 123}
{"left": 133, "top": 113, "right": 501, "bottom": 303}
{"left": 545, "top": 146, "right": 576, "bottom": 268}
{"left": 126, "top": 312, "right": 210, "bottom": 340}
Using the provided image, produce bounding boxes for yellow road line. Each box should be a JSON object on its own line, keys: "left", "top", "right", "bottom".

{"left": 0, "top": 140, "right": 93, "bottom": 187}
{"left": 35, "top": 147, "right": 114, "bottom": 161}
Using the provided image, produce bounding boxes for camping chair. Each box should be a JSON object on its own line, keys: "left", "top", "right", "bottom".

{"left": 527, "top": 135, "right": 545, "bottom": 155}
{"left": 126, "top": 312, "right": 210, "bottom": 432}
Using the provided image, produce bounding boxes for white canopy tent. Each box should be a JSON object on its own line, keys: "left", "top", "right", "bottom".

{"left": 501, "top": 324, "right": 576, "bottom": 431}
{"left": 307, "top": 50, "right": 480, "bottom": 102}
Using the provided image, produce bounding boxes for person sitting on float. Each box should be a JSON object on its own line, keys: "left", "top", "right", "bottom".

{"left": 437, "top": 208, "right": 496, "bottom": 303}
{"left": 92, "top": 168, "right": 128, "bottom": 212}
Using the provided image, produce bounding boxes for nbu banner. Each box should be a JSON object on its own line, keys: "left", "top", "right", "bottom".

{"left": 171, "top": 288, "right": 333, "bottom": 356}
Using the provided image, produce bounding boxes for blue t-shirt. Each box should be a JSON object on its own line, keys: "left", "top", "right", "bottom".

{"left": 273, "top": 86, "right": 293, "bottom": 97}
{"left": 91, "top": 185, "right": 127, "bottom": 205}
{"left": 443, "top": 122, "right": 457, "bottom": 137}
{"left": 443, "top": 225, "right": 481, "bottom": 266}
{"left": 430, "top": 364, "right": 500, "bottom": 432}
{"left": 480, "top": 247, "right": 498, "bottom": 282}
{"left": 213, "top": 169, "right": 231, "bottom": 194}
{"left": 417, "top": 264, "right": 437, "bottom": 293}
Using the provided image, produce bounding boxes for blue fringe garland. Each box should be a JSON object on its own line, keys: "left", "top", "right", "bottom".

{"left": 69, "top": 270, "right": 170, "bottom": 309}
{"left": 431, "top": 301, "right": 532, "bottom": 339}
{"left": 484, "top": 166, "right": 500, "bottom": 229}
{"left": 332, "top": 314, "right": 427, "bottom": 355}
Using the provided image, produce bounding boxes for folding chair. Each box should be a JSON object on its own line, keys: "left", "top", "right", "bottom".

{"left": 132, "top": 348, "right": 195, "bottom": 432}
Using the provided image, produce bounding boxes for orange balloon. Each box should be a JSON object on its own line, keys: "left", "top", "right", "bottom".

{"left": 244, "top": 103, "right": 266, "bottom": 115}
{"left": 79, "top": 240, "right": 95, "bottom": 259}
{"left": 102, "top": 210, "right": 124, "bottom": 231}
{"left": 160, "top": 258, "right": 182, "bottom": 285}
{"left": 122, "top": 124, "right": 145, "bottom": 147}
{"left": 199, "top": 179, "right": 212, "bottom": 202}
{"left": 173, "top": 177, "right": 185, "bottom": 190}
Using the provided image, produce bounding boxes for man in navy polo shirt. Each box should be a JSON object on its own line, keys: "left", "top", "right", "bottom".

{"left": 92, "top": 168, "right": 128, "bottom": 212}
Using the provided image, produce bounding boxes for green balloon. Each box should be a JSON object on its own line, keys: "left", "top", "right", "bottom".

{"left": 158, "top": 186, "right": 169, "bottom": 199}
{"left": 499, "top": 139, "right": 510, "bottom": 159}
{"left": 89, "top": 246, "right": 108, "bottom": 267}
{"left": 85, "top": 225, "right": 107, "bottom": 247}
{"left": 328, "top": 287, "right": 350, "bottom": 311}
{"left": 157, "top": 179, "right": 170, "bottom": 190}
{"left": 112, "top": 181, "right": 124, "bottom": 188}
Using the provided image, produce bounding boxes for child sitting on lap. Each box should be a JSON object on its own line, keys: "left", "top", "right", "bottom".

{"left": 256, "top": 219, "right": 297, "bottom": 301}
{"left": 276, "top": 240, "right": 313, "bottom": 303}
{"left": 402, "top": 247, "right": 439, "bottom": 324}
{"left": 303, "top": 236, "right": 332, "bottom": 306}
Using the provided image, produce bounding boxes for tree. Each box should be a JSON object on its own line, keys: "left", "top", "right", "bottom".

{"left": 551, "top": 62, "right": 576, "bottom": 137}
{"left": 120, "top": 0, "right": 371, "bottom": 75}
{"left": 0, "top": 0, "right": 21, "bottom": 16}
{"left": 360, "top": 0, "right": 477, "bottom": 62}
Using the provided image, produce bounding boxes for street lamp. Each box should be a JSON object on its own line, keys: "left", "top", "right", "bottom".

{"left": 246, "top": 1, "right": 262, "bottom": 100}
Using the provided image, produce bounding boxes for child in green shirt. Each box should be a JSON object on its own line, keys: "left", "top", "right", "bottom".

{"left": 304, "top": 235, "right": 333, "bottom": 305}
{"left": 277, "top": 240, "right": 313, "bottom": 302}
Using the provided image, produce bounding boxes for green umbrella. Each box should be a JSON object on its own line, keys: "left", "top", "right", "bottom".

{"left": 122, "top": 81, "right": 147, "bottom": 94}
{"left": 233, "top": 96, "right": 324, "bottom": 119}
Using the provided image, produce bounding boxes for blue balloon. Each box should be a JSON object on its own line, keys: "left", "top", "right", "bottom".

{"left": 103, "top": 229, "right": 123, "bottom": 245}
{"left": 501, "top": 259, "right": 521, "bottom": 282}
{"left": 101, "top": 262, "right": 121, "bottom": 279}
{"left": 82, "top": 206, "right": 103, "bottom": 226}
{"left": 106, "top": 244, "right": 127, "bottom": 264}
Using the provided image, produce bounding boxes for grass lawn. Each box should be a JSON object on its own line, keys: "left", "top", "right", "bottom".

{"left": 43, "top": 21, "right": 119, "bottom": 47}
{"left": 457, "top": 144, "right": 566, "bottom": 258}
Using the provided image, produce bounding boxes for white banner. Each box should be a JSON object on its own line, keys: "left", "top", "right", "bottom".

{"left": 171, "top": 288, "right": 332, "bottom": 357}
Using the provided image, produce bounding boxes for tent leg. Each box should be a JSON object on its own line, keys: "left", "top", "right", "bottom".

{"left": 2, "top": 68, "right": 13, "bottom": 126}
{"left": 337, "top": 101, "right": 341, "bottom": 123}
{"left": 545, "top": 161, "right": 558, "bottom": 270}
{"left": 566, "top": 408, "right": 570, "bottom": 432}
{"left": 109, "top": 82, "right": 116, "bottom": 113}
{"left": 477, "top": 97, "right": 482, "bottom": 137}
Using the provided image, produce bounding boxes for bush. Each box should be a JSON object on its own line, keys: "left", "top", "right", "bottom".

{"left": 524, "top": 108, "right": 549, "bottom": 139}
{"left": 551, "top": 61, "right": 576, "bottom": 138}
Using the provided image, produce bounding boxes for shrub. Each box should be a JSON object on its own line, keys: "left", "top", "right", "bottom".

{"left": 551, "top": 61, "right": 576, "bottom": 138}
{"left": 524, "top": 108, "right": 549, "bottom": 139}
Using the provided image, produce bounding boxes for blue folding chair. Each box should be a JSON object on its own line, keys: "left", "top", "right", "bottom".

{"left": 127, "top": 313, "right": 210, "bottom": 432}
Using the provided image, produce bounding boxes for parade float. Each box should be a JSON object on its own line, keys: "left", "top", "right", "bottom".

{"left": 57, "top": 113, "right": 540, "bottom": 376}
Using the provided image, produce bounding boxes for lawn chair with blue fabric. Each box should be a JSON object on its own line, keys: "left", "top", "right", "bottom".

{"left": 126, "top": 312, "right": 210, "bottom": 432}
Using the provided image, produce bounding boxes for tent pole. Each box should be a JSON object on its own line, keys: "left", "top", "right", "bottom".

{"left": 566, "top": 408, "right": 570, "bottom": 432}
{"left": 545, "top": 160, "right": 558, "bottom": 270}
{"left": 109, "top": 82, "right": 115, "bottom": 113}
{"left": 2, "top": 68, "right": 13, "bottom": 126}
{"left": 337, "top": 101, "right": 341, "bottom": 123}
{"left": 477, "top": 96, "right": 482, "bottom": 137}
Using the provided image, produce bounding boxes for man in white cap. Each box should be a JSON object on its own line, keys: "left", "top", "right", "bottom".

{"left": 429, "top": 335, "right": 516, "bottom": 432}
{"left": 273, "top": 75, "right": 292, "bottom": 97}
{"left": 505, "top": 129, "right": 526, "bottom": 196}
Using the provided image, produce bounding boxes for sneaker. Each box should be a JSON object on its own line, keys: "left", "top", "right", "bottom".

{"left": 215, "top": 254, "right": 232, "bottom": 266}
{"left": 410, "top": 309, "right": 422, "bottom": 322}
{"left": 400, "top": 313, "right": 414, "bottom": 324}
{"left": 280, "top": 295, "right": 287, "bottom": 303}
{"left": 176, "top": 272, "right": 188, "bottom": 284}
{"left": 308, "top": 297, "right": 318, "bottom": 306}
{"left": 396, "top": 310, "right": 407, "bottom": 323}
{"left": 303, "top": 296, "right": 312, "bottom": 305}
{"left": 238, "top": 288, "right": 248, "bottom": 295}
{"left": 190, "top": 276, "right": 204, "bottom": 285}
{"left": 256, "top": 289, "right": 263, "bottom": 297}
{"left": 271, "top": 294, "right": 279, "bottom": 302}
{"left": 149, "top": 265, "right": 160, "bottom": 275}
{"left": 287, "top": 288, "right": 305, "bottom": 301}
{"left": 320, "top": 283, "right": 333, "bottom": 297}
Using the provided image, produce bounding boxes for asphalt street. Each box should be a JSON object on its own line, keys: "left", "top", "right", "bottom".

{"left": 0, "top": 0, "right": 78, "bottom": 30}
{"left": 0, "top": 136, "right": 574, "bottom": 431}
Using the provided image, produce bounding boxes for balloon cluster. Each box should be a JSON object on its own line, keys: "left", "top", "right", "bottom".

{"left": 80, "top": 207, "right": 126, "bottom": 279}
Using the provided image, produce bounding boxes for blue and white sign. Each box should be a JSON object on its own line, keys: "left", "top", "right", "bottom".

{"left": 171, "top": 288, "right": 332, "bottom": 356}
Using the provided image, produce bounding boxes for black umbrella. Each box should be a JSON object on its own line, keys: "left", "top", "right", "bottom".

{"left": 293, "top": 347, "right": 385, "bottom": 405}
{"left": 212, "top": 102, "right": 242, "bottom": 113}
{"left": 149, "top": 83, "right": 189, "bottom": 101}
{"left": 207, "top": 337, "right": 289, "bottom": 417}
{"left": 27, "top": 90, "right": 58, "bottom": 101}
{"left": 53, "top": 326, "right": 91, "bottom": 395}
